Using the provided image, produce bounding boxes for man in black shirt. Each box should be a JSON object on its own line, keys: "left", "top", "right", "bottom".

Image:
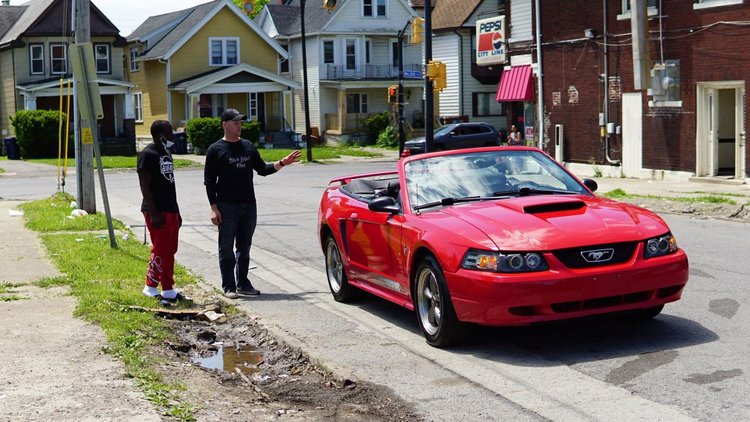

{"left": 204, "top": 109, "right": 301, "bottom": 299}
{"left": 137, "top": 120, "right": 182, "bottom": 301}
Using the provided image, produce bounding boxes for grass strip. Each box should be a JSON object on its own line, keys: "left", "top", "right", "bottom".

{"left": 19, "top": 192, "right": 126, "bottom": 232}
{"left": 604, "top": 188, "right": 738, "bottom": 205}
{"left": 27, "top": 156, "right": 200, "bottom": 169}
{"left": 21, "top": 193, "right": 198, "bottom": 421}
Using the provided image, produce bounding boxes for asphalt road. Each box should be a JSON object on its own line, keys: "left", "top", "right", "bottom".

{"left": 2, "top": 162, "right": 749, "bottom": 421}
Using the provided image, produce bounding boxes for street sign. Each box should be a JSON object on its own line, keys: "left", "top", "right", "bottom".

{"left": 403, "top": 70, "right": 422, "bottom": 79}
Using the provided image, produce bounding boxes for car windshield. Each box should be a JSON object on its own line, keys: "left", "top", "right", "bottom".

{"left": 404, "top": 150, "right": 590, "bottom": 211}
{"left": 434, "top": 124, "right": 458, "bottom": 136}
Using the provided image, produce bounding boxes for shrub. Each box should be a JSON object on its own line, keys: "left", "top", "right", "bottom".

{"left": 364, "top": 111, "right": 390, "bottom": 145}
{"left": 185, "top": 117, "right": 223, "bottom": 151}
{"left": 376, "top": 125, "right": 398, "bottom": 148}
{"left": 241, "top": 120, "right": 262, "bottom": 144}
{"left": 10, "top": 110, "right": 68, "bottom": 158}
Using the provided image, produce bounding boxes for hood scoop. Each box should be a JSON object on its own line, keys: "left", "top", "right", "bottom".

{"left": 524, "top": 200, "right": 586, "bottom": 215}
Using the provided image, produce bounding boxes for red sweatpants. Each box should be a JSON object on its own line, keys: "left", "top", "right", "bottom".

{"left": 144, "top": 212, "right": 180, "bottom": 291}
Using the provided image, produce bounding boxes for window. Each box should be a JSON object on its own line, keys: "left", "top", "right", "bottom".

{"left": 362, "top": 0, "right": 386, "bottom": 17}
{"left": 365, "top": 40, "right": 371, "bottom": 64}
{"left": 279, "top": 44, "right": 290, "bottom": 73}
{"left": 199, "top": 94, "right": 226, "bottom": 117}
{"left": 346, "top": 93, "right": 368, "bottom": 113}
{"left": 623, "top": 0, "right": 657, "bottom": 11}
{"left": 134, "top": 92, "right": 143, "bottom": 123}
{"left": 247, "top": 93, "right": 259, "bottom": 120}
{"left": 50, "top": 43, "right": 67, "bottom": 75}
{"left": 473, "top": 93, "right": 505, "bottom": 117}
{"left": 29, "top": 44, "right": 44, "bottom": 75}
{"left": 345, "top": 39, "right": 356, "bottom": 70}
{"left": 95, "top": 44, "right": 110, "bottom": 74}
{"left": 130, "top": 46, "right": 140, "bottom": 72}
{"left": 390, "top": 41, "right": 400, "bottom": 68}
{"left": 323, "top": 40, "right": 335, "bottom": 64}
{"left": 209, "top": 37, "right": 239, "bottom": 66}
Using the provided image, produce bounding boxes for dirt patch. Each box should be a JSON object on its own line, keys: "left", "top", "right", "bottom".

{"left": 150, "top": 287, "right": 421, "bottom": 421}
{"left": 621, "top": 197, "right": 750, "bottom": 222}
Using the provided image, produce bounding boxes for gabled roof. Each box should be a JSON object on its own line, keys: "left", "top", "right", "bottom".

{"left": 168, "top": 63, "right": 301, "bottom": 93}
{"left": 129, "top": 0, "right": 288, "bottom": 61}
{"left": 432, "top": 0, "right": 482, "bottom": 30}
{"left": 1, "top": 0, "right": 121, "bottom": 47}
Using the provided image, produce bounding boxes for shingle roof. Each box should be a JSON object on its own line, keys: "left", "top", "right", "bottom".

{"left": 129, "top": 1, "right": 221, "bottom": 60}
{"left": 431, "top": 0, "right": 482, "bottom": 31}
{"left": 0, "top": 0, "right": 54, "bottom": 45}
{"left": 265, "top": 0, "right": 338, "bottom": 37}
{"left": 0, "top": 5, "right": 27, "bottom": 41}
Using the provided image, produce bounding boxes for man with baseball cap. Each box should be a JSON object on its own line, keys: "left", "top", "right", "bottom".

{"left": 204, "top": 109, "right": 301, "bottom": 299}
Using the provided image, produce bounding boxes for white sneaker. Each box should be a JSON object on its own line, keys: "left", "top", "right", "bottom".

{"left": 142, "top": 285, "right": 159, "bottom": 297}
{"left": 224, "top": 291, "right": 239, "bottom": 299}
{"left": 160, "top": 289, "right": 181, "bottom": 300}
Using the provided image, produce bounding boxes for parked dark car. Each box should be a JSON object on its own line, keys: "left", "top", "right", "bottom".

{"left": 404, "top": 122, "right": 501, "bottom": 154}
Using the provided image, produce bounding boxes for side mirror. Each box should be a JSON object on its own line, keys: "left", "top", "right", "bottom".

{"left": 582, "top": 178, "right": 598, "bottom": 192}
{"left": 368, "top": 196, "right": 400, "bottom": 214}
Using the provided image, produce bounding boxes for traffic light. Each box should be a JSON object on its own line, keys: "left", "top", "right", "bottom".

{"left": 323, "top": 0, "right": 337, "bottom": 11}
{"left": 387, "top": 85, "right": 398, "bottom": 104}
{"left": 426, "top": 61, "right": 447, "bottom": 92}
{"left": 410, "top": 16, "right": 424, "bottom": 45}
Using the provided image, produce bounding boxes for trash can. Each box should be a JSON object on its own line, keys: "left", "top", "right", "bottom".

{"left": 3, "top": 137, "right": 20, "bottom": 160}
{"left": 170, "top": 132, "right": 188, "bottom": 154}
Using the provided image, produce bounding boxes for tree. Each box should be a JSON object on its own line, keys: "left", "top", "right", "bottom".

{"left": 232, "top": 0, "right": 269, "bottom": 18}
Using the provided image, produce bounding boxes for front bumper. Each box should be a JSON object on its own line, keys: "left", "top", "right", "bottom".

{"left": 445, "top": 247, "right": 689, "bottom": 325}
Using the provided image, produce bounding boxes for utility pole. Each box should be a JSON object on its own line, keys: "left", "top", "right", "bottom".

{"left": 397, "top": 20, "right": 410, "bottom": 156}
{"left": 73, "top": 0, "right": 95, "bottom": 213}
{"left": 424, "top": 0, "right": 434, "bottom": 153}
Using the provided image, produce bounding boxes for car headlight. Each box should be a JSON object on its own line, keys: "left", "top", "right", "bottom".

{"left": 462, "top": 250, "right": 549, "bottom": 273}
{"left": 644, "top": 233, "right": 678, "bottom": 259}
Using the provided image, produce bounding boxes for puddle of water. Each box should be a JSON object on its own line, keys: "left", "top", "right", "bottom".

{"left": 192, "top": 345, "right": 263, "bottom": 375}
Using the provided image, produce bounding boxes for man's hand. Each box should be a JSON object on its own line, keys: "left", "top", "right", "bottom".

{"left": 150, "top": 211, "right": 165, "bottom": 228}
{"left": 210, "top": 205, "right": 222, "bottom": 226}
{"left": 280, "top": 150, "right": 302, "bottom": 166}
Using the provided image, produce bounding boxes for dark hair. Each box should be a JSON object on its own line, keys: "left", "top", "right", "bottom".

{"left": 150, "top": 120, "right": 172, "bottom": 140}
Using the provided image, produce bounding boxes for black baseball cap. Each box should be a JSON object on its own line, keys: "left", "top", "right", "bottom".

{"left": 220, "top": 108, "right": 246, "bottom": 122}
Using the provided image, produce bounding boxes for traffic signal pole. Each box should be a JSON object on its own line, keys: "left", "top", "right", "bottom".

{"left": 397, "top": 20, "right": 410, "bottom": 156}
{"left": 424, "top": 0, "right": 434, "bottom": 153}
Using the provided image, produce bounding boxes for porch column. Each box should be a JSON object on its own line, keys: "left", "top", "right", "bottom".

{"left": 338, "top": 88, "right": 346, "bottom": 133}
{"left": 23, "top": 94, "right": 37, "bottom": 111}
{"left": 188, "top": 94, "right": 200, "bottom": 120}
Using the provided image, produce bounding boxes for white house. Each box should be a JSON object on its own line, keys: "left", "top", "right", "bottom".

{"left": 256, "top": 0, "right": 424, "bottom": 143}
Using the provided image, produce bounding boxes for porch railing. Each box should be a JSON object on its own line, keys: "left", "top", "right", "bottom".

{"left": 323, "top": 64, "right": 422, "bottom": 81}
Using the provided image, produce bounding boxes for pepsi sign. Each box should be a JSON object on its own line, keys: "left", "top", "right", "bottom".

{"left": 476, "top": 16, "right": 505, "bottom": 65}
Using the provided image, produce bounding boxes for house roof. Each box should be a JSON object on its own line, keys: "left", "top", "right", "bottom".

{"left": 168, "top": 63, "right": 301, "bottom": 93}
{"left": 432, "top": 0, "right": 482, "bottom": 30}
{"left": 129, "top": 0, "right": 287, "bottom": 61}
{"left": 265, "top": 0, "right": 333, "bottom": 37}
{"left": 1, "top": 0, "right": 121, "bottom": 47}
{"left": 408, "top": 0, "right": 436, "bottom": 9}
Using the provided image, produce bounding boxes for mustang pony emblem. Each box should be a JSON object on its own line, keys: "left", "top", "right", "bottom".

{"left": 581, "top": 248, "right": 615, "bottom": 263}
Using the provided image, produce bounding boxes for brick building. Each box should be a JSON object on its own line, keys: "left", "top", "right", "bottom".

{"left": 534, "top": 0, "right": 748, "bottom": 182}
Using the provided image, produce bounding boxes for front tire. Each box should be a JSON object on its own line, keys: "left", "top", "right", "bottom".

{"left": 636, "top": 304, "right": 664, "bottom": 319}
{"left": 414, "top": 255, "right": 468, "bottom": 347}
{"left": 325, "top": 236, "right": 358, "bottom": 302}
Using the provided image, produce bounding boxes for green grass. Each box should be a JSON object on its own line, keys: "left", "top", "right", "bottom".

{"left": 0, "top": 282, "right": 23, "bottom": 293}
{"left": 28, "top": 156, "right": 200, "bottom": 169}
{"left": 258, "top": 145, "right": 382, "bottom": 161}
{"left": 18, "top": 192, "right": 126, "bottom": 232}
{"left": 22, "top": 194, "right": 197, "bottom": 421}
{"left": 0, "top": 295, "right": 26, "bottom": 302}
{"left": 604, "top": 188, "right": 737, "bottom": 205}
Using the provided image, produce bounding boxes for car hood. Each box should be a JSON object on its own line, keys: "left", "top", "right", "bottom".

{"left": 435, "top": 195, "right": 669, "bottom": 250}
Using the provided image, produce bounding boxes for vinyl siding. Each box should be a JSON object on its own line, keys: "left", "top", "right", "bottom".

{"left": 324, "top": 0, "right": 415, "bottom": 33}
{"left": 132, "top": 60, "right": 168, "bottom": 138}
{"left": 432, "top": 34, "right": 460, "bottom": 117}
{"left": 0, "top": 49, "right": 15, "bottom": 136}
{"left": 291, "top": 37, "right": 321, "bottom": 132}
{"left": 510, "top": 0, "right": 533, "bottom": 43}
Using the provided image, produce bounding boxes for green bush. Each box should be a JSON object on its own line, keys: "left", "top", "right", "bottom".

{"left": 376, "top": 125, "right": 398, "bottom": 148}
{"left": 241, "top": 120, "right": 262, "bottom": 144}
{"left": 364, "top": 111, "right": 390, "bottom": 145}
{"left": 185, "top": 117, "right": 223, "bottom": 151}
{"left": 10, "top": 110, "right": 68, "bottom": 158}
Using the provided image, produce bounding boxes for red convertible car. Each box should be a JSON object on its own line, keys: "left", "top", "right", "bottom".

{"left": 318, "top": 147, "right": 689, "bottom": 347}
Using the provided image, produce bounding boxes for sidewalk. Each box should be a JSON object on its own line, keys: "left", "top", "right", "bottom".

{"left": 0, "top": 200, "right": 160, "bottom": 421}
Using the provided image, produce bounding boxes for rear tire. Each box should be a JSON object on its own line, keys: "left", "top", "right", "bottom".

{"left": 414, "top": 255, "right": 469, "bottom": 347}
{"left": 325, "top": 236, "right": 358, "bottom": 302}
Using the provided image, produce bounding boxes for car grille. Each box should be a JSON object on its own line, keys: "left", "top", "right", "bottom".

{"left": 553, "top": 241, "right": 637, "bottom": 268}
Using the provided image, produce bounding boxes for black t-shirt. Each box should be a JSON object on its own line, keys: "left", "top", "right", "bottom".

{"left": 204, "top": 138, "right": 277, "bottom": 205}
{"left": 137, "top": 143, "right": 178, "bottom": 213}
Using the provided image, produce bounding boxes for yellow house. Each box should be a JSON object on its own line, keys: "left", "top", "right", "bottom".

{"left": 125, "top": 0, "right": 299, "bottom": 146}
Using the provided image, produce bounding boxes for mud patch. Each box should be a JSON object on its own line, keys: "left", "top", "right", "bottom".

{"left": 154, "top": 292, "right": 421, "bottom": 421}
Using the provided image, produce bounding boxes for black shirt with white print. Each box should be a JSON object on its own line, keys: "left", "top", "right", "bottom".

{"left": 204, "top": 138, "right": 277, "bottom": 205}
{"left": 137, "top": 143, "right": 178, "bottom": 213}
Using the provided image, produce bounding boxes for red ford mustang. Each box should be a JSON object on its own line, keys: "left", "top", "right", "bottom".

{"left": 318, "top": 147, "right": 689, "bottom": 347}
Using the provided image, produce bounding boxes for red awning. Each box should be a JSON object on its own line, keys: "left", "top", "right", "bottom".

{"left": 496, "top": 65, "right": 533, "bottom": 102}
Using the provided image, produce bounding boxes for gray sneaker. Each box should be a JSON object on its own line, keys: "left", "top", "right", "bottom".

{"left": 237, "top": 286, "right": 260, "bottom": 296}
{"left": 224, "top": 291, "right": 240, "bottom": 299}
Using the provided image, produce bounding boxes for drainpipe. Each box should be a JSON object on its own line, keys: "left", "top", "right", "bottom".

{"left": 603, "top": 0, "right": 620, "bottom": 165}
{"left": 534, "top": 0, "right": 544, "bottom": 150}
